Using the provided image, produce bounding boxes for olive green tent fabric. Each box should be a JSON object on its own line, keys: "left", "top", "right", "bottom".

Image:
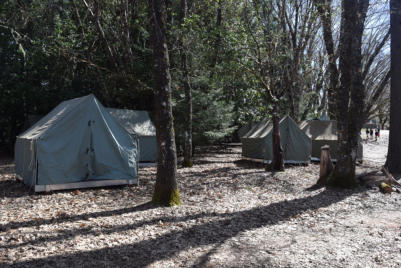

{"left": 107, "top": 109, "right": 157, "bottom": 162}
{"left": 241, "top": 118, "right": 270, "bottom": 159}
{"left": 241, "top": 116, "right": 311, "bottom": 163}
{"left": 237, "top": 122, "right": 255, "bottom": 139}
{"left": 15, "top": 94, "right": 138, "bottom": 189}
{"left": 299, "top": 120, "right": 363, "bottom": 161}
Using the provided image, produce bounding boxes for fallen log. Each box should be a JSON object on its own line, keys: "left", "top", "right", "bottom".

{"left": 381, "top": 166, "right": 401, "bottom": 186}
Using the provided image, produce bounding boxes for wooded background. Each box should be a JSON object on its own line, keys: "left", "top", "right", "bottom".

{"left": 0, "top": 0, "right": 390, "bottom": 154}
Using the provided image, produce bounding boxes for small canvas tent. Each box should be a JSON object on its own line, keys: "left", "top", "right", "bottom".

{"left": 15, "top": 94, "right": 138, "bottom": 192}
{"left": 299, "top": 120, "right": 363, "bottom": 161}
{"left": 241, "top": 115, "right": 311, "bottom": 163}
{"left": 107, "top": 109, "right": 157, "bottom": 162}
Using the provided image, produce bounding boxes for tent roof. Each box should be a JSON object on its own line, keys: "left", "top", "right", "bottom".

{"left": 242, "top": 117, "right": 272, "bottom": 139}
{"left": 299, "top": 120, "right": 337, "bottom": 140}
{"left": 242, "top": 115, "right": 300, "bottom": 139}
{"left": 18, "top": 95, "right": 94, "bottom": 140}
{"left": 107, "top": 109, "right": 156, "bottom": 137}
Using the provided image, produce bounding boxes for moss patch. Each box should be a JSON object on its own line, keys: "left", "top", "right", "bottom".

{"left": 265, "top": 163, "right": 284, "bottom": 172}
{"left": 326, "top": 173, "right": 358, "bottom": 188}
{"left": 380, "top": 182, "right": 392, "bottom": 194}
{"left": 152, "top": 187, "right": 182, "bottom": 207}
{"left": 182, "top": 160, "right": 193, "bottom": 168}
{"left": 326, "top": 166, "right": 357, "bottom": 189}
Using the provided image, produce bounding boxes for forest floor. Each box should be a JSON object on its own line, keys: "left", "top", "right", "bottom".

{"left": 1, "top": 131, "right": 400, "bottom": 267}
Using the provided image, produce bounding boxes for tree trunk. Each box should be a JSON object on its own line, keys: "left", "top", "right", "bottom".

{"left": 380, "top": 115, "right": 388, "bottom": 130}
{"left": 271, "top": 103, "right": 284, "bottom": 171}
{"left": 148, "top": 0, "right": 181, "bottom": 206}
{"left": 317, "top": 145, "right": 334, "bottom": 185}
{"left": 385, "top": 0, "right": 401, "bottom": 175}
{"left": 328, "top": 0, "right": 368, "bottom": 188}
{"left": 288, "top": 88, "right": 300, "bottom": 122}
{"left": 209, "top": 0, "right": 222, "bottom": 75}
{"left": 313, "top": 0, "right": 338, "bottom": 120}
{"left": 179, "top": 0, "right": 193, "bottom": 167}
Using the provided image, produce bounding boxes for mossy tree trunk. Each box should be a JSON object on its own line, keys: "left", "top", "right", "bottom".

{"left": 328, "top": 0, "right": 368, "bottom": 188}
{"left": 385, "top": 0, "right": 401, "bottom": 176}
{"left": 179, "top": 0, "right": 193, "bottom": 168}
{"left": 271, "top": 102, "right": 284, "bottom": 171}
{"left": 149, "top": 0, "right": 181, "bottom": 206}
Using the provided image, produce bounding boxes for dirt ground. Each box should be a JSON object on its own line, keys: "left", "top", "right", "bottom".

{"left": 0, "top": 135, "right": 400, "bottom": 267}
{"left": 362, "top": 130, "right": 389, "bottom": 166}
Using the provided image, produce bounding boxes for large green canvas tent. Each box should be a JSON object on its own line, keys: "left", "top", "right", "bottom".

{"left": 15, "top": 94, "right": 138, "bottom": 192}
{"left": 299, "top": 120, "right": 363, "bottom": 161}
{"left": 241, "top": 115, "right": 311, "bottom": 163}
{"left": 107, "top": 109, "right": 157, "bottom": 162}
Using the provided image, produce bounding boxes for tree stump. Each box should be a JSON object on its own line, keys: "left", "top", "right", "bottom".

{"left": 317, "top": 145, "right": 334, "bottom": 185}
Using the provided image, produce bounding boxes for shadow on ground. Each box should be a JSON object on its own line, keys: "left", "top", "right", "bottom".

{"left": 233, "top": 159, "right": 265, "bottom": 169}
{"left": 4, "top": 186, "right": 366, "bottom": 268}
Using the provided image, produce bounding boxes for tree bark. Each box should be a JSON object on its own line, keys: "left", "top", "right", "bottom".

{"left": 148, "top": 0, "right": 181, "bottom": 206}
{"left": 313, "top": 0, "right": 339, "bottom": 120}
{"left": 328, "top": 0, "right": 368, "bottom": 188}
{"left": 179, "top": 0, "right": 193, "bottom": 167}
{"left": 209, "top": 0, "right": 222, "bottom": 76}
{"left": 385, "top": 0, "right": 401, "bottom": 175}
{"left": 271, "top": 103, "right": 284, "bottom": 171}
{"left": 317, "top": 145, "right": 334, "bottom": 185}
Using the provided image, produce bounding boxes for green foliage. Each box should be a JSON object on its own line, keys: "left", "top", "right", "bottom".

{"left": 173, "top": 77, "right": 235, "bottom": 147}
{"left": 0, "top": 0, "right": 388, "bottom": 156}
{"left": 0, "top": 0, "right": 153, "bottom": 151}
{"left": 193, "top": 88, "right": 235, "bottom": 143}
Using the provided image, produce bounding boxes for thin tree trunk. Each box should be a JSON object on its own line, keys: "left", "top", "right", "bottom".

{"left": 385, "top": 0, "right": 401, "bottom": 175}
{"left": 271, "top": 103, "right": 284, "bottom": 171}
{"left": 164, "top": 0, "right": 174, "bottom": 67}
{"left": 314, "top": 0, "right": 338, "bottom": 120}
{"left": 148, "top": 0, "right": 181, "bottom": 206}
{"left": 363, "top": 70, "right": 391, "bottom": 123}
{"left": 328, "top": 0, "right": 368, "bottom": 188}
{"left": 82, "top": 0, "right": 119, "bottom": 71}
{"left": 380, "top": 117, "right": 388, "bottom": 130}
{"left": 179, "top": 0, "right": 193, "bottom": 167}
{"left": 209, "top": 0, "right": 222, "bottom": 76}
{"left": 123, "top": 0, "right": 134, "bottom": 72}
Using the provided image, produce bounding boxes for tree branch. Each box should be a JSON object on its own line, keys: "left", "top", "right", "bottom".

{"left": 362, "top": 29, "right": 390, "bottom": 81}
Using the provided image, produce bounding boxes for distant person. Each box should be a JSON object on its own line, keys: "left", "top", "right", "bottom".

{"left": 366, "top": 128, "right": 369, "bottom": 139}
{"left": 370, "top": 129, "right": 374, "bottom": 139}
{"left": 375, "top": 129, "right": 378, "bottom": 141}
